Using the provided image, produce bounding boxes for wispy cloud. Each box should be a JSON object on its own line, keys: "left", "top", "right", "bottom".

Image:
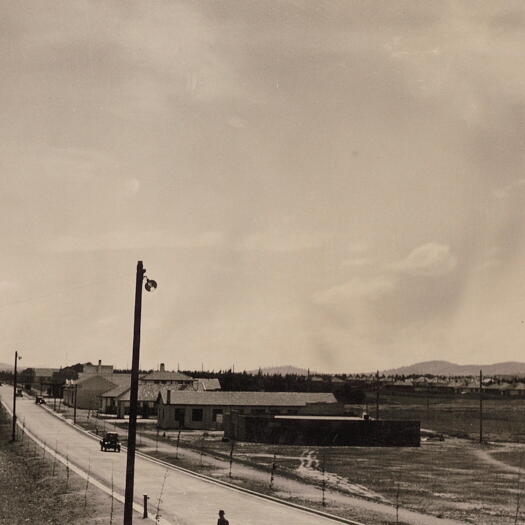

{"left": 392, "top": 243, "right": 457, "bottom": 277}
{"left": 340, "top": 257, "right": 370, "bottom": 269}
{"left": 313, "top": 275, "right": 398, "bottom": 305}
{"left": 493, "top": 178, "right": 525, "bottom": 199}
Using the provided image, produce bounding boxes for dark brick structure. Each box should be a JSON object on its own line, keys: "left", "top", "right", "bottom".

{"left": 225, "top": 414, "right": 420, "bottom": 447}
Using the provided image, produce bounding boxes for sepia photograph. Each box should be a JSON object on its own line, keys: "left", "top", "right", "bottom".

{"left": 0, "top": 1, "right": 524, "bottom": 524}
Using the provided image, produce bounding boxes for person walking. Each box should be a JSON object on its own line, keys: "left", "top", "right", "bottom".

{"left": 217, "top": 509, "right": 229, "bottom": 525}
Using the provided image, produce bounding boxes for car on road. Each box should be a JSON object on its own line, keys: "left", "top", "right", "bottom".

{"left": 35, "top": 396, "right": 46, "bottom": 405}
{"left": 100, "top": 432, "right": 121, "bottom": 452}
{"left": 15, "top": 388, "right": 23, "bottom": 397}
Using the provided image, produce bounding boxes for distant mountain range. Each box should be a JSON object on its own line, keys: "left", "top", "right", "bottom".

{"left": 381, "top": 360, "right": 525, "bottom": 376}
{"left": 247, "top": 365, "right": 312, "bottom": 376}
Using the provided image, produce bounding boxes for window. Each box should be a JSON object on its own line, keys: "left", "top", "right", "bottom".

{"left": 212, "top": 408, "right": 223, "bottom": 422}
{"left": 192, "top": 408, "right": 203, "bottom": 422}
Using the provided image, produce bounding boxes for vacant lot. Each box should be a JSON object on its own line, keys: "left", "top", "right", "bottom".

{"left": 117, "top": 425, "right": 521, "bottom": 525}
{"left": 373, "top": 393, "right": 525, "bottom": 442}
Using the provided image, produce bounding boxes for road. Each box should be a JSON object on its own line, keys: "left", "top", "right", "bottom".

{"left": 0, "top": 386, "right": 359, "bottom": 525}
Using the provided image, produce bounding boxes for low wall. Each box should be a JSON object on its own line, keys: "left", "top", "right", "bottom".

{"left": 224, "top": 415, "right": 420, "bottom": 447}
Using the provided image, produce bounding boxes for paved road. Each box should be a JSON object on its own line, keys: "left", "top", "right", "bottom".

{"left": 0, "top": 386, "right": 355, "bottom": 525}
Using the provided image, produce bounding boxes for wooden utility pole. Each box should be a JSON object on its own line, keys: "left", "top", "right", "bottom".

{"left": 124, "top": 261, "right": 146, "bottom": 525}
{"left": 73, "top": 384, "right": 78, "bottom": 424}
{"left": 375, "top": 370, "right": 380, "bottom": 420}
{"left": 11, "top": 350, "right": 20, "bottom": 442}
{"left": 479, "top": 369, "right": 483, "bottom": 444}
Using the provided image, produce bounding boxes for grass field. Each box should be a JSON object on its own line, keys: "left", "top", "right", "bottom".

{"left": 0, "top": 406, "right": 124, "bottom": 524}
{"left": 371, "top": 392, "right": 525, "bottom": 442}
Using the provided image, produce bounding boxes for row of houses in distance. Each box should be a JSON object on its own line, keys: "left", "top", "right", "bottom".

{"left": 347, "top": 374, "right": 525, "bottom": 397}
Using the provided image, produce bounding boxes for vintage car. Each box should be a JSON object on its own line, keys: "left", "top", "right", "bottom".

{"left": 100, "top": 432, "right": 121, "bottom": 452}
{"left": 35, "top": 396, "right": 46, "bottom": 404}
{"left": 15, "top": 388, "right": 23, "bottom": 397}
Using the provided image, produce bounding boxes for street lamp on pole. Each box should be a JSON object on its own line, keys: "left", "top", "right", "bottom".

{"left": 124, "top": 261, "right": 157, "bottom": 525}
{"left": 11, "top": 351, "right": 22, "bottom": 442}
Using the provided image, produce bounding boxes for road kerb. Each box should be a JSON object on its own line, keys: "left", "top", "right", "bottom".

{"left": 0, "top": 398, "right": 172, "bottom": 525}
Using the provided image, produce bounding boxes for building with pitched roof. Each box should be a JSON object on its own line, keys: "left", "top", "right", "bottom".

{"left": 63, "top": 374, "right": 119, "bottom": 410}
{"left": 99, "top": 366, "right": 221, "bottom": 417}
{"left": 157, "top": 390, "right": 339, "bottom": 430}
{"left": 141, "top": 363, "right": 194, "bottom": 385}
{"left": 62, "top": 360, "right": 131, "bottom": 409}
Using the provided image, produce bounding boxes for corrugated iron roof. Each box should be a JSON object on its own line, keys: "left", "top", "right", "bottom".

{"left": 158, "top": 391, "right": 337, "bottom": 406}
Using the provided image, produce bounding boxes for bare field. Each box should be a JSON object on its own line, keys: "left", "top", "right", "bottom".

{"left": 113, "top": 425, "right": 520, "bottom": 524}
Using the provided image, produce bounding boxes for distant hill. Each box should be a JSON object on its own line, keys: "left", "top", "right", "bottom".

{"left": 0, "top": 362, "right": 13, "bottom": 371}
{"left": 382, "top": 360, "right": 525, "bottom": 376}
{"left": 247, "top": 365, "right": 312, "bottom": 376}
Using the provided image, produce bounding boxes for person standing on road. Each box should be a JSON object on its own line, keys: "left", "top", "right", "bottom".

{"left": 217, "top": 509, "right": 229, "bottom": 525}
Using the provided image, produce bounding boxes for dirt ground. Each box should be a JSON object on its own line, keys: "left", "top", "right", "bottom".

{"left": 122, "top": 425, "right": 520, "bottom": 524}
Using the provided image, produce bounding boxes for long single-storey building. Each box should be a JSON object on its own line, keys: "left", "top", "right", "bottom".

{"left": 157, "top": 391, "right": 339, "bottom": 430}
{"left": 224, "top": 414, "right": 420, "bottom": 446}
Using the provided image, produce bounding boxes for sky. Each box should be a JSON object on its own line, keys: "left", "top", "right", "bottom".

{"left": 1, "top": 1, "right": 525, "bottom": 372}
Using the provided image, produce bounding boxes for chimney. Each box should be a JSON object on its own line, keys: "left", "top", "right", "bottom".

{"left": 97, "top": 360, "right": 102, "bottom": 374}
{"left": 160, "top": 363, "right": 165, "bottom": 372}
{"left": 166, "top": 389, "right": 171, "bottom": 404}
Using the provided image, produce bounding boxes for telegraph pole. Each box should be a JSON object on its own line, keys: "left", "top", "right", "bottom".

{"left": 73, "top": 383, "right": 78, "bottom": 424}
{"left": 375, "top": 370, "right": 380, "bottom": 420}
{"left": 479, "top": 369, "right": 483, "bottom": 444}
{"left": 11, "top": 351, "right": 20, "bottom": 442}
{"left": 124, "top": 261, "right": 145, "bottom": 524}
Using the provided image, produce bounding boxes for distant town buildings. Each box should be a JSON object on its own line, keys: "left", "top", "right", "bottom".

{"left": 99, "top": 363, "right": 223, "bottom": 418}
